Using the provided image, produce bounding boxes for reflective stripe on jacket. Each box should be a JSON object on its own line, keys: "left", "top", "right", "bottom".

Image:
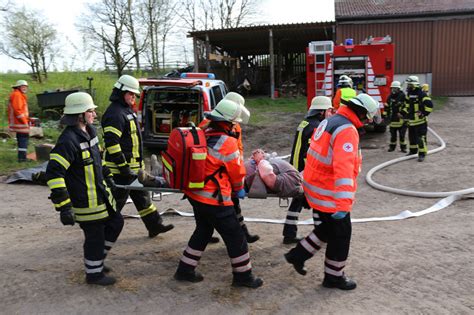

{"left": 402, "top": 88, "right": 433, "bottom": 126}
{"left": 8, "top": 89, "right": 29, "bottom": 134}
{"left": 185, "top": 130, "right": 245, "bottom": 206}
{"left": 384, "top": 90, "right": 406, "bottom": 128}
{"left": 101, "top": 100, "right": 143, "bottom": 174}
{"left": 45, "top": 125, "right": 115, "bottom": 223}
{"left": 333, "top": 87, "right": 357, "bottom": 109}
{"left": 303, "top": 106, "right": 363, "bottom": 213}
{"left": 289, "top": 115, "right": 322, "bottom": 172}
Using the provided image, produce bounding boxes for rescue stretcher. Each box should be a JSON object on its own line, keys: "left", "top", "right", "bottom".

{"left": 115, "top": 180, "right": 291, "bottom": 207}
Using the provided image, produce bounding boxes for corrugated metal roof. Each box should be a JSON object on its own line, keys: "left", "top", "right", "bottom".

{"left": 188, "top": 21, "right": 334, "bottom": 55}
{"left": 336, "top": 0, "right": 474, "bottom": 19}
{"left": 189, "top": 21, "right": 334, "bottom": 35}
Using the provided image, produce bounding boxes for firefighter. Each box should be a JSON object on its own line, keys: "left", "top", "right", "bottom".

{"left": 402, "top": 76, "right": 433, "bottom": 162}
{"left": 384, "top": 81, "right": 408, "bottom": 152}
{"left": 8, "top": 80, "right": 30, "bottom": 162}
{"left": 200, "top": 92, "right": 259, "bottom": 243}
{"left": 283, "top": 96, "right": 333, "bottom": 244}
{"left": 284, "top": 93, "right": 381, "bottom": 291}
{"left": 332, "top": 75, "right": 356, "bottom": 109}
{"left": 45, "top": 92, "right": 124, "bottom": 286}
{"left": 101, "top": 75, "right": 174, "bottom": 237}
{"left": 174, "top": 99, "right": 263, "bottom": 288}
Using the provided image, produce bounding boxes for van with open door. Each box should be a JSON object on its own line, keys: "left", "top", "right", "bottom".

{"left": 137, "top": 73, "right": 228, "bottom": 149}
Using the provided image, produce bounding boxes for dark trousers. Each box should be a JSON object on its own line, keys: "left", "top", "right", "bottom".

{"left": 282, "top": 195, "right": 306, "bottom": 238}
{"left": 177, "top": 198, "right": 252, "bottom": 280}
{"left": 288, "top": 209, "right": 352, "bottom": 277}
{"left": 16, "top": 132, "right": 29, "bottom": 162}
{"left": 389, "top": 124, "right": 407, "bottom": 149}
{"left": 79, "top": 210, "right": 124, "bottom": 280}
{"left": 408, "top": 123, "right": 428, "bottom": 156}
{"left": 113, "top": 174, "right": 163, "bottom": 232}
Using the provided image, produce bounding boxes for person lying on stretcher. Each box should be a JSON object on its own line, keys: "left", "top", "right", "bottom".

{"left": 244, "top": 149, "right": 303, "bottom": 198}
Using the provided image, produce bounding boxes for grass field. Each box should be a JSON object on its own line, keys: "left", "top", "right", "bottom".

{"left": 0, "top": 70, "right": 449, "bottom": 176}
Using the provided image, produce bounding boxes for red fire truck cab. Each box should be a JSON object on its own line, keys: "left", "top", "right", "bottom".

{"left": 306, "top": 36, "right": 394, "bottom": 132}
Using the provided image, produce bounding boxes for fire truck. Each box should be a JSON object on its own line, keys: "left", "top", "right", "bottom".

{"left": 306, "top": 36, "right": 394, "bottom": 131}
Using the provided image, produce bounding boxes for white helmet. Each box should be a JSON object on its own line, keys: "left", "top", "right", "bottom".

{"left": 338, "top": 75, "right": 353, "bottom": 87}
{"left": 405, "top": 75, "right": 420, "bottom": 86}
{"left": 12, "top": 80, "right": 28, "bottom": 88}
{"left": 64, "top": 92, "right": 97, "bottom": 114}
{"left": 205, "top": 99, "right": 242, "bottom": 123}
{"left": 307, "top": 96, "right": 332, "bottom": 118}
{"left": 390, "top": 81, "right": 401, "bottom": 89}
{"left": 114, "top": 74, "right": 140, "bottom": 95}
{"left": 224, "top": 92, "right": 250, "bottom": 124}
{"left": 350, "top": 93, "right": 381, "bottom": 123}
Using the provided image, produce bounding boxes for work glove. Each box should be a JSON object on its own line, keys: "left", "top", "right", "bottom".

{"left": 331, "top": 211, "right": 348, "bottom": 220}
{"left": 154, "top": 176, "right": 169, "bottom": 188}
{"left": 236, "top": 188, "right": 246, "bottom": 200}
{"left": 118, "top": 165, "right": 137, "bottom": 182}
{"left": 60, "top": 208, "right": 75, "bottom": 226}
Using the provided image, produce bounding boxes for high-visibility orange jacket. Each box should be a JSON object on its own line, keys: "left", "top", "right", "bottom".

{"left": 332, "top": 87, "right": 357, "bottom": 109}
{"left": 8, "top": 89, "right": 29, "bottom": 134}
{"left": 199, "top": 119, "right": 243, "bottom": 157}
{"left": 185, "top": 127, "right": 245, "bottom": 206}
{"left": 303, "top": 106, "right": 363, "bottom": 213}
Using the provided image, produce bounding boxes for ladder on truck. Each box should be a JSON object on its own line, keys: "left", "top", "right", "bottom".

{"left": 308, "top": 41, "right": 334, "bottom": 97}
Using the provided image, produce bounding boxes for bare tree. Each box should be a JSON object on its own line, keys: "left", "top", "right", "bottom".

{"left": 0, "top": 8, "right": 57, "bottom": 82}
{"left": 176, "top": 0, "right": 260, "bottom": 31}
{"left": 125, "top": 0, "right": 148, "bottom": 71}
{"left": 79, "top": 0, "right": 137, "bottom": 76}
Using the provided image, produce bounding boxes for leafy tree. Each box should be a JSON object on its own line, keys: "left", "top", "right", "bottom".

{"left": 0, "top": 8, "right": 57, "bottom": 82}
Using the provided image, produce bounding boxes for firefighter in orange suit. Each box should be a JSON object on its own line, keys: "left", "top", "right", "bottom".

{"left": 284, "top": 93, "right": 381, "bottom": 291}
{"left": 332, "top": 75, "right": 357, "bottom": 109}
{"left": 199, "top": 92, "right": 259, "bottom": 243}
{"left": 8, "top": 80, "right": 30, "bottom": 162}
{"left": 175, "top": 99, "right": 263, "bottom": 288}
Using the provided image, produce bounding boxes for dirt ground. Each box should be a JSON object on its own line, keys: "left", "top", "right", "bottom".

{"left": 1, "top": 97, "right": 473, "bottom": 314}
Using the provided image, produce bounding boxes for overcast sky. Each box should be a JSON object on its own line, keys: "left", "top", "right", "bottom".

{"left": 0, "top": 0, "right": 335, "bottom": 73}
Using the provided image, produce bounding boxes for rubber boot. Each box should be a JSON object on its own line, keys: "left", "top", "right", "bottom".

{"left": 417, "top": 154, "right": 425, "bottom": 162}
{"left": 242, "top": 224, "right": 259, "bottom": 243}
{"left": 387, "top": 144, "right": 396, "bottom": 152}
{"left": 284, "top": 251, "right": 307, "bottom": 276}
{"left": 400, "top": 145, "right": 407, "bottom": 153}
{"left": 322, "top": 274, "right": 357, "bottom": 290}
{"left": 174, "top": 270, "right": 204, "bottom": 283}
{"left": 406, "top": 149, "right": 418, "bottom": 156}
{"left": 283, "top": 236, "right": 303, "bottom": 244}
{"left": 148, "top": 223, "right": 174, "bottom": 238}
{"left": 232, "top": 273, "right": 263, "bottom": 288}
{"left": 86, "top": 275, "right": 116, "bottom": 286}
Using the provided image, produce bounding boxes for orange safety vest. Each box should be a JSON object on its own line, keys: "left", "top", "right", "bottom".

{"left": 303, "top": 106, "right": 363, "bottom": 213}
{"left": 8, "top": 89, "right": 30, "bottom": 134}
{"left": 184, "top": 128, "right": 245, "bottom": 206}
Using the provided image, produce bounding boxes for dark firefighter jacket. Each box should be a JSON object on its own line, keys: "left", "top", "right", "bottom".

{"left": 289, "top": 113, "right": 324, "bottom": 172}
{"left": 384, "top": 90, "right": 407, "bottom": 128}
{"left": 402, "top": 88, "right": 433, "bottom": 126}
{"left": 101, "top": 100, "right": 144, "bottom": 174}
{"left": 46, "top": 125, "right": 115, "bottom": 223}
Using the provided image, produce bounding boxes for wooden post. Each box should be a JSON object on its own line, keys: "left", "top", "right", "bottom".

{"left": 269, "top": 29, "right": 275, "bottom": 99}
{"left": 193, "top": 37, "right": 199, "bottom": 72}
{"left": 205, "top": 33, "right": 211, "bottom": 73}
